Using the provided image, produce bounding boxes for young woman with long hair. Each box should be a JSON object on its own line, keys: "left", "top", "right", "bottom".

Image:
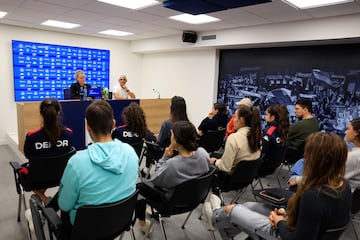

{"left": 207, "top": 132, "right": 352, "bottom": 240}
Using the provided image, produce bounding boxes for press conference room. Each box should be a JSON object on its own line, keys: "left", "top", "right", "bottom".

{"left": 0, "top": 0, "right": 360, "bottom": 239}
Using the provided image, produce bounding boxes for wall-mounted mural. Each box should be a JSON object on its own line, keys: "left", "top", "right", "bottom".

{"left": 217, "top": 44, "right": 360, "bottom": 137}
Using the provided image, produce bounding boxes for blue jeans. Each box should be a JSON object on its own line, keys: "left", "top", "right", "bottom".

{"left": 212, "top": 202, "right": 280, "bottom": 240}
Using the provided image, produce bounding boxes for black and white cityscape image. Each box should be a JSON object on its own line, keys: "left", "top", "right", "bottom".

{"left": 217, "top": 44, "right": 360, "bottom": 137}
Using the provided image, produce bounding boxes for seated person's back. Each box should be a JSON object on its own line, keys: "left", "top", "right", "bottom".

{"left": 58, "top": 101, "right": 138, "bottom": 225}
{"left": 197, "top": 102, "right": 228, "bottom": 140}
{"left": 20, "top": 98, "right": 74, "bottom": 203}
{"left": 157, "top": 96, "right": 189, "bottom": 148}
{"left": 151, "top": 120, "right": 210, "bottom": 189}
{"left": 112, "top": 102, "right": 156, "bottom": 144}
{"left": 260, "top": 104, "right": 289, "bottom": 175}
{"left": 210, "top": 105, "right": 262, "bottom": 174}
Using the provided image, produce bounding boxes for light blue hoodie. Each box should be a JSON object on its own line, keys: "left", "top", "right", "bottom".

{"left": 58, "top": 139, "right": 138, "bottom": 224}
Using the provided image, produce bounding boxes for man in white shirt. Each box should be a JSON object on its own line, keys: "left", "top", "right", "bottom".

{"left": 113, "top": 75, "right": 136, "bottom": 100}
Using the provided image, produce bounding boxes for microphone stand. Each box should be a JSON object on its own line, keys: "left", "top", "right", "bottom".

{"left": 153, "top": 89, "right": 160, "bottom": 99}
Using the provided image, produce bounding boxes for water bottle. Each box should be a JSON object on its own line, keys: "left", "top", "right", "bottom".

{"left": 83, "top": 86, "right": 87, "bottom": 101}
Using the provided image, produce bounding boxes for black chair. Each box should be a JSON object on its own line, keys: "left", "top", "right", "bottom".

{"left": 215, "top": 158, "right": 262, "bottom": 204}
{"left": 198, "top": 129, "right": 226, "bottom": 153}
{"left": 40, "top": 190, "right": 139, "bottom": 240}
{"left": 129, "top": 140, "right": 145, "bottom": 159}
{"left": 142, "top": 166, "right": 217, "bottom": 240}
{"left": 9, "top": 147, "right": 76, "bottom": 224}
{"left": 138, "top": 141, "right": 164, "bottom": 179}
{"left": 253, "top": 144, "right": 288, "bottom": 190}
{"left": 255, "top": 223, "right": 349, "bottom": 240}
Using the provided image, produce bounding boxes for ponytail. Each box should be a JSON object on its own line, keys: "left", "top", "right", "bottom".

{"left": 40, "top": 98, "right": 63, "bottom": 145}
{"left": 277, "top": 104, "right": 290, "bottom": 144}
{"left": 248, "top": 106, "right": 262, "bottom": 152}
{"left": 237, "top": 105, "right": 262, "bottom": 152}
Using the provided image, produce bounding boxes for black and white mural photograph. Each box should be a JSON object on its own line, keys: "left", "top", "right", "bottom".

{"left": 217, "top": 44, "right": 360, "bottom": 137}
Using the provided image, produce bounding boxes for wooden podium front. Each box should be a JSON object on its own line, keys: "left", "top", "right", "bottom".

{"left": 17, "top": 98, "right": 170, "bottom": 153}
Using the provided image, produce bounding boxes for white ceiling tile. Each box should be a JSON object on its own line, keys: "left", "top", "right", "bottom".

{"left": 304, "top": 2, "right": 360, "bottom": 18}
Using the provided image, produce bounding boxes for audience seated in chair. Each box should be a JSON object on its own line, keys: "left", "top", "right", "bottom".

{"left": 57, "top": 101, "right": 138, "bottom": 238}
{"left": 198, "top": 128, "right": 226, "bottom": 153}
{"left": 204, "top": 132, "right": 352, "bottom": 240}
{"left": 17, "top": 98, "right": 74, "bottom": 204}
{"left": 288, "top": 118, "right": 360, "bottom": 193}
{"left": 210, "top": 105, "right": 262, "bottom": 194}
{"left": 135, "top": 121, "right": 210, "bottom": 234}
{"left": 225, "top": 98, "right": 252, "bottom": 139}
{"left": 286, "top": 98, "right": 319, "bottom": 164}
{"left": 197, "top": 102, "right": 228, "bottom": 148}
{"left": 255, "top": 104, "right": 289, "bottom": 189}
{"left": 112, "top": 102, "right": 156, "bottom": 157}
{"left": 156, "top": 96, "right": 189, "bottom": 148}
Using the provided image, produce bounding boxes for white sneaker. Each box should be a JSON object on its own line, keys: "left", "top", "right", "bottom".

{"left": 24, "top": 209, "right": 34, "bottom": 233}
{"left": 209, "top": 194, "right": 222, "bottom": 210}
{"left": 203, "top": 202, "right": 216, "bottom": 231}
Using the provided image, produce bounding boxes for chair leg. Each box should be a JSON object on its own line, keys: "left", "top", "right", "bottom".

{"left": 210, "top": 230, "right": 217, "bottom": 240}
{"left": 130, "top": 227, "right": 136, "bottom": 240}
{"left": 181, "top": 210, "right": 193, "bottom": 229}
{"left": 17, "top": 193, "right": 23, "bottom": 222}
{"left": 158, "top": 214, "right": 167, "bottom": 240}
{"left": 267, "top": 164, "right": 283, "bottom": 187}
{"left": 351, "top": 219, "right": 359, "bottom": 240}
{"left": 230, "top": 186, "right": 248, "bottom": 204}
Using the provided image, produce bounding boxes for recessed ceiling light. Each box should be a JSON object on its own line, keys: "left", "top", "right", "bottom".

{"left": 169, "top": 14, "right": 220, "bottom": 24}
{"left": 282, "top": 0, "right": 353, "bottom": 9}
{"left": 97, "top": 0, "right": 159, "bottom": 10}
{"left": 41, "top": 20, "right": 80, "bottom": 29}
{"left": 99, "top": 29, "right": 133, "bottom": 36}
{"left": 0, "top": 11, "right": 8, "bottom": 18}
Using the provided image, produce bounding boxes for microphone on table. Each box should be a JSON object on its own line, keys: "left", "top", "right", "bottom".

{"left": 153, "top": 89, "right": 160, "bottom": 99}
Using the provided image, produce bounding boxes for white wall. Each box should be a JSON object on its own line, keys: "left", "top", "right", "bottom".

{"left": 0, "top": 24, "right": 142, "bottom": 144}
{"left": 3, "top": 12, "right": 360, "bottom": 143}
{"left": 131, "top": 13, "right": 360, "bottom": 53}
{"left": 139, "top": 49, "right": 218, "bottom": 131}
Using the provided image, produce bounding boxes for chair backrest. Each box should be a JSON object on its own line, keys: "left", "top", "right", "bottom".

{"left": 129, "top": 140, "right": 144, "bottom": 158}
{"left": 26, "top": 147, "right": 76, "bottom": 189}
{"left": 199, "top": 129, "right": 226, "bottom": 153}
{"left": 258, "top": 144, "right": 287, "bottom": 178}
{"left": 285, "top": 142, "right": 305, "bottom": 165}
{"left": 159, "top": 166, "right": 217, "bottom": 216}
{"left": 227, "top": 158, "right": 261, "bottom": 191}
{"left": 352, "top": 188, "right": 360, "bottom": 214}
{"left": 144, "top": 141, "right": 164, "bottom": 164}
{"left": 318, "top": 224, "right": 349, "bottom": 240}
{"left": 71, "top": 190, "right": 138, "bottom": 240}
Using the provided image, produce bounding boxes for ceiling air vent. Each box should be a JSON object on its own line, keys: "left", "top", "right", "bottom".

{"left": 201, "top": 35, "right": 216, "bottom": 40}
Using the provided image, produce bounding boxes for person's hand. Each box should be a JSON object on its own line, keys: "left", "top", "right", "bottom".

{"left": 225, "top": 204, "right": 235, "bottom": 215}
{"left": 210, "top": 157, "right": 217, "bottom": 165}
{"left": 288, "top": 177, "right": 297, "bottom": 186}
{"left": 269, "top": 208, "right": 286, "bottom": 229}
{"left": 164, "top": 145, "right": 174, "bottom": 157}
